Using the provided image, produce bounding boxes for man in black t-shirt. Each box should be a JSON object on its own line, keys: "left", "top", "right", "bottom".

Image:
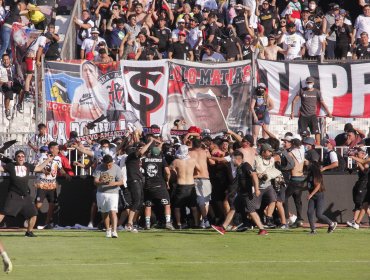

{"left": 125, "top": 138, "right": 155, "bottom": 231}
{"left": 231, "top": 6, "right": 249, "bottom": 39}
{"left": 0, "top": 150, "right": 53, "bottom": 237}
{"left": 44, "top": 23, "right": 60, "bottom": 61}
{"left": 168, "top": 31, "right": 194, "bottom": 60}
{"left": 151, "top": 17, "right": 172, "bottom": 58}
{"left": 256, "top": 0, "right": 276, "bottom": 36}
{"left": 290, "top": 76, "right": 332, "bottom": 145}
{"left": 353, "top": 32, "right": 370, "bottom": 59}
{"left": 142, "top": 146, "right": 174, "bottom": 230}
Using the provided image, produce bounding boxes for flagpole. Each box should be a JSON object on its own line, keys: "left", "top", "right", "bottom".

{"left": 207, "top": 89, "right": 229, "bottom": 131}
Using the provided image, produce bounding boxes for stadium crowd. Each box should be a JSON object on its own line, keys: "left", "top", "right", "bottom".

{"left": 72, "top": 0, "right": 370, "bottom": 62}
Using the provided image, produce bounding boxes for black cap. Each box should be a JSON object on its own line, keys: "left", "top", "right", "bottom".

{"left": 202, "top": 8, "right": 210, "bottom": 13}
{"left": 287, "top": 22, "right": 296, "bottom": 28}
{"left": 302, "top": 7, "right": 310, "bottom": 13}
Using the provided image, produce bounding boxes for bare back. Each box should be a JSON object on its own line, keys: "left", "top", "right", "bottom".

{"left": 238, "top": 147, "right": 256, "bottom": 167}
{"left": 189, "top": 148, "right": 210, "bottom": 179}
{"left": 289, "top": 149, "right": 305, "bottom": 177}
{"left": 172, "top": 157, "right": 199, "bottom": 185}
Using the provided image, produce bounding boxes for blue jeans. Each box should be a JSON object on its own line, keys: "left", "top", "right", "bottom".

{"left": 0, "top": 25, "right": 12, "bottom": 57}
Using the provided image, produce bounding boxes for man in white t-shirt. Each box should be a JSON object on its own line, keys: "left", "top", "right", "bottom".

{"left": 352, "top": 4, "right": 370, "bottom": 46}
{"left": 305, "top": 22, "right": 325, "bottom": 59}
{"left": 81, "top": 27, "right": 106, "bottom": 59}
{"left": 187, "top": 17, "right": 203, "bottom": 59}
{"left": 280, "top": 22, "right": 306, "bottom": 60}
{"left": 201, "top": 44, "right": 226, "bottom": 62}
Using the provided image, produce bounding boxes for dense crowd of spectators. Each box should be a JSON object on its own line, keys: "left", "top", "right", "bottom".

{"left": 74, "top": 0, "right": 370, "bottom": 62}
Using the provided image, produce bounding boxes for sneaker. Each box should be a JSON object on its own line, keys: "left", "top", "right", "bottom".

{"left": 203, "top": 220, "right": 211, "bottom": 229}
{"left": 280, "top": 224, "right": 289, "bottom": 230}
{"left": 3, "top": 256, "right": 12, "bottom": 274}
{"left": 328, "top": 222, "right": 337, "bottom": 233}
{"left": 288, "top": 214, "right": 297, "bottom": 226}
{"left": 25, "top": 231, "right": 37, "bottom": 237}
{"left": 44, "top": 223, "right": 54, "bottom": 229}
{"left": 346, "top": 220, "right": 355, "bottom": 227}
{"left": 309, "top": 230, "right": 317, "bottom": 235}
{"left": 106, "top": 229, "right": 112, "bottom": 238}
{"left": 117, "top": 225, "right": 125, "bottom": 231}
{"left": 5, "top": 109, "right": 11, "bottom": 120}
{"left": 264, "top": 219, "right": 276, "bottom": 229}
{"left": 111, "top": 231, "right": 118, "bottom": 238}
{"left": 87, "top": 222, "right": 94, "bottom": 228}
{"left": 16, "top": 103, "right": 23, "bottom": 113}
{"left": 211, "top": 225, "right": 225, "bottom": 235}
{"left": 165, "top": 222, "right": 175, "bottom": 231}
{"left": 258, "top": 229, "right": 268, "bottom": 235}
{"left": 125, "top": 224, "right": 138, "bottom": 233}
{"left": 353, "top": 222, "right": 360, "bottom": 230}
{"left": 144, "top": 224, "right": 151, "bottom": 230}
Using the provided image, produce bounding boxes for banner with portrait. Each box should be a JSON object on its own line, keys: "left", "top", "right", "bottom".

{"left": 257, "top": 59, "right": 370, "bottom": 118}
{"left": 121, "top": 60, "right": 168, "bottom": 128}
{"left": 167, "top": 60, "right": 252, "bottom": 134}
{"left": 44, "top": 61, "right": 127, "bottom": 143}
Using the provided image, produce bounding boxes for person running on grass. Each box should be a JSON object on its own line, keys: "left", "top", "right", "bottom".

{"left": 212, "top": 150, "right": 268, "bottom": 235}
{"left": 0, "top": 241, "right": 12, "bottom": 273}
{"left": 306, "top": 161, "right": 337, "bottom": 234}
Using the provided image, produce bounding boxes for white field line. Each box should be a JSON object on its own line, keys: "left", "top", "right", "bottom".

{"left": 15, "top": 260, "right": 370, "bottom": 267}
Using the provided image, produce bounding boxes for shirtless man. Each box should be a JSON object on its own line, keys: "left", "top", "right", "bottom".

{"left": 189, "top": 139, "right": 213, "bottom": 228}
{"left": 261, "top": 34, "right": 285, "bottom": 61}
{"left": 237, "top": 134, "right": 256, "bottom": 167}
{"left": 171, "top": 145, "right": 201, "bottom": 229}
{"left": 283, "top": 137, "right": 306, "bottom": 226}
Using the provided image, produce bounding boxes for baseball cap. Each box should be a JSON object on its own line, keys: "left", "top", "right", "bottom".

{"left": 261, "top": 143, "right": 274, "bottom": 152}
{"left": 91, "top": 27, "right": 100, "bottom": 34}
{"left": 293, "top": 134, "right": 302, "bottom": 141}
{"left": 40, "top": 146, "right": 49, "bottom": 152}
{"left": 178, "top": 30, "right": 186, "bottom": 36}
{"left": 302, "top": 137, "right": 315, "bottom": 146}
{"left": 302, "top": 7, "right": 310, "bottom": 13}
{"left": 151, "top": 146, "right": 161, "bottom": 156}
{"left": 176, "top": 145, "right": 189, "bottom": 160}
{"left": 306, "top": 76, "right": 315, "bottom": 83}
{"left": 188, "top": 126, "right": 201, "bottom": 134}
{"left": 244, "top": 35, "right": 252, "bottom": 41}
{"left": 242, "top": 134, "right": 254, "bottom": 146}
{"left": 268, "top": 34, "right": 275, "bottom": 39}
{"left": 282, "top": 136, "right": 293, "bottom": 142}
{"left": 323, "top": 138, "right": 336, "bottom": 147}
{"left": 177, "top": 18, "right": 185, "bottom": 23}
{"left": 202, "top": 8, "right": 210, "bottom": 13}
{"left": 257, "top": 82, "right": 267, "bottom": 89}
{"left": 333, "top": 4, "right": 340, "bottom": 10}
{"left": 287, "top": 22, "right": 296, "bottom": 28}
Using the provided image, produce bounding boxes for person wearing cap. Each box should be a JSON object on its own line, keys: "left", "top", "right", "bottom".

{"left": 201, "top": 44, "right": 226, "bottom": 62}
{"left": 141, "top": 146, "right": 174, "bottom": 230}
{"left": 250, "top": 82, "right": 274, "bottom": 144}
{"left": 187, "top": 17, "right": 203, "bottom": 60}
{"left": 171, "top": 145, "right": 201, "bottom": 229}
{"left": 203, "top": 13, "right": 220, "bottom": 48}
{"left": 256, "top": 0, "right": 276, "bottom": 37}
{"left": 302, "top": 137, "right": 320, "bottom": 163}
{"left": 321, "top": 138, "right": 341, "bottom": 172}
{"left": 151, "top": 16, "right": 172, "bottom": 58}
{"left": 168, "top": 30, "right": 194, "bottom": 60}
{"left": 80, "top": 27, "right": 106, "bottom": 59}
{"left": 278, "top": 21, "right": 306, "bottom": 60}
{"left": 297, "top": 7, "right": 313, "bottom": 37}
{"left": 327, "top": 15, "right": 352, "bottom": 59}
{"left": 353, "top": 31, "right": 370, "bottom": 59}
{"left": 171, "top": 18, "right": 187, "bottom": 43}
{"left": 322, "top": 3, "right": 340, "bottom": 59}
{"left": 352, "top": 4, "right": 370, "bottom": 49}
{"left": 74, "top": 9, "right": 94, "bottom": 58}
{"left": 261, "top": 34, "right": 285, "bottom": 60}
{"left": 290, "top": 76, "right": 332, "bottom": 145}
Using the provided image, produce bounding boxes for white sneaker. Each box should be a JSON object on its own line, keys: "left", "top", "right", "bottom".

{"left": 353, "top": 222, "right": 360, "bottom": 230}
{"left": 346, "top": 220, "right": 354, "bottom": 227}
{"left": 3, "top": 257, "right": 12, "bottom": 274}
{"left": 106, "top": 229, "right": 112, "bottom": 238}
{"left": 112, "top": 231, "right": 118, "bottom": 238}
{"left": 87, "top": 222, "right": 94, "bottom": 228}
{"left": 288, "top": 214, "right": 297, "bottom": 226}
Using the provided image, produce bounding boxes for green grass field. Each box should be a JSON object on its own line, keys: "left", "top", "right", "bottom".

{"left": 1, "top": 227, "right": 369, "bottom": 280}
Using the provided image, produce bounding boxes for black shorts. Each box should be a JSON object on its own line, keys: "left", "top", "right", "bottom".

{"left": 1, "top": 191, "right": 38, "bottom": 219}
{"left": 276, "top": 186, "right": 286, "bottom": 203}
{"left": 127, "top": 179, "right": 144, "bottom": 211}
{"left": 35, "top": 189, "right": 58, "bottom": 204}
{"left": 144, "top": 185, "right": 170, "bottom": 207}
{"left": 173, "top": 184, "right": 197, "bottom": 208}
{"left": 298, "top": 115, "right": 320, "bottom": 135}
{"left": 2, "top": 80, "right": 23, "bottom": 100}
{"left": 353, "top": 181, "right": 368, "bottom": 211}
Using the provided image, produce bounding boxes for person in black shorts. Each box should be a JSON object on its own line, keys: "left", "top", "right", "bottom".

{"left": 211, "top": 151, "right": 268, "bottom": 235}
{"left": 125, "top": 138, "right": 157, "bottom": 231}
{"left": 290, "top": 76, "right": 332, "bottom": 145}
{"left": 0, "top": 150, "right": 53, "bottom": 237}
{"left": 142, "top": 146, "right": 174, "bottom": 230}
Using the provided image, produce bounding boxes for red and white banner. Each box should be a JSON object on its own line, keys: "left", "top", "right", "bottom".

{"left": 257, "top": 59, "right": 370, "bottom": 118}
{"left": 121, "top": 60, "right": 168, "bottom": 127}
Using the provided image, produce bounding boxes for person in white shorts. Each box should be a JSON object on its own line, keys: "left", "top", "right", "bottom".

{"left": 93, "top": 155, "right": 123, "bottom": 238}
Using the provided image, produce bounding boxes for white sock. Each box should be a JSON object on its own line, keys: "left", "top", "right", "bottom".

{"left": 165, "top": 215, "right": 171, "bottom": 223}
{"left": 1, "top": 251, "right": 9, "bottom": 261}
